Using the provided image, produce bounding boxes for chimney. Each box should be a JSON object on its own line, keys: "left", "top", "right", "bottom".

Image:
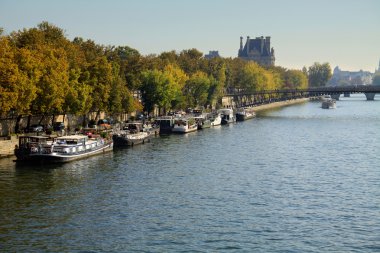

{"left": 265, "top": 36, "right": 271, "bottom": 46}
{"left": 240, "top": 36, "right": 243, "bottom": 51}
{"left": 246, "top": 36, "right": 250, "bottom": 54}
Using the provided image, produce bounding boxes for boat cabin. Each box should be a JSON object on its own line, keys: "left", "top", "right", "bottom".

{"left": 55, "top": 135, "right": 88, "bottom": 145}
{"left": 123, "top": 122, "right": 143, "bottom": 133}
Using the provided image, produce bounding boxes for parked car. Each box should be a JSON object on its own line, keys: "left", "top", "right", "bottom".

{"left": 53, "top": 122, "right": 65, "bottom": 131}
{"left": 27, "top": 124, "right": 44, "bottom": 133}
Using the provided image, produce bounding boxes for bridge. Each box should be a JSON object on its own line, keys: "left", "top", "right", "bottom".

{"left": 224, "top": 85, "right": 380, "bottom": 108}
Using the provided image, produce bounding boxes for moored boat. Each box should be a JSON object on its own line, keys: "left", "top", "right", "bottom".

{"left": 194, "top": 114, "right": 212, "bottom": 130}
{"left": 218, "top": 108, "right": 235, "bottom": 125}
{"left": 15, "top": 134, "right": 113, "bottom": 163}
{"left": 210, "top": 112, "right": 222, "bottom": 126}
{"left": 172, "top": 118, "right": 198, "bottom": 133}
{"left": 321, "top": 99, "right": 336, "bottom": 109}
{"left": 236, "top": 107, "right": 256, "bottom": 121}
{"left": 155, "top": 116, "right": 175, "bottom": 134}
{"left": 113, "top": 122, "right": 150, "bottom": 147}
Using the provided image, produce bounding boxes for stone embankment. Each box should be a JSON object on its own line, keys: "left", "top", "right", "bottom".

{"left": 252, "top": 98, "right": 309, "bottom": 112}
{"left": 0, "top": 136, "right": 18, "bottom": 159}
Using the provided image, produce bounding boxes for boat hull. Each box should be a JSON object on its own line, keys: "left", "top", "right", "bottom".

{"left": 321, "top": 100, "right": 336, "bottom": 109}
{"left": 15, "top": 142, "right": 113, "bottom": 164}
{"left": 236, "top": 113, "right": 255, "bottom": 121}
{"left": 172, "top": 126, "right": 198, "bottom": 133}
{"left": 112, "top": 134, "right": 149, "bottom": 147}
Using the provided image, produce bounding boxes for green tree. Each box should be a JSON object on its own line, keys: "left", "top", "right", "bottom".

{"left": 140, "top": 70, "right": 170, "bottom": 114}
{"left": 184, "top": 71, "right": 211, "bottom": 108}
{"left": 178, "top": 48, "right": 203, "bottom": 75}
{"left": 87, "top": 56, "right": 113, "bottom": 116}
{"left": 308, "top": 62, "right": 332, "bottom": 87}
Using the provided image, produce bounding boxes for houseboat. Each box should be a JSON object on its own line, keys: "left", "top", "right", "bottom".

{"left": 236, "top": 107, "right": 256, "bottom": 121}
{"left": 113, "top": 122, "right": 150, "bottom": 147}
{"left": 218, "top": 108, "right": 235, "bottom": 125}
{"left": 155, "top": 116, "right": 175, "bottom": 134}
{"left": 172, "top": 118, "right": 198, "bottom": 133}
{"left": 14, "top": 134, "right": 113, "bottom": 163}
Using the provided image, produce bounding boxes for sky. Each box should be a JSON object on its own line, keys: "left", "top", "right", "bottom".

{"left": 1, "top": 0, "right": 379, "bottom": 72}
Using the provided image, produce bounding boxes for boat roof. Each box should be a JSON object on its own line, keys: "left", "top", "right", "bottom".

{"left": 56, "top": 135, "right": 88, "bottom": 140}
{"left": 125, "top": 122, "right": 143, "bottom": 125}
{"left": 20, "top": 135, "right": 49, "bottom": 139}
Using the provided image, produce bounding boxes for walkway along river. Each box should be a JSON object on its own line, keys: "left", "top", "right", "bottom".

{"left": 0, "top": 94, "right": 379, "bottom": 252}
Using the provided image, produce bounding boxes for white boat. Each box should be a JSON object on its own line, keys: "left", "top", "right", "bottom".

{"left": 210, "top": 113, "right": 222, "bottom": 126}
{"left": 218, "top": 108, "right": 235, "bottom": 125}
{"left": 172, "top": 118, "right": 198, "bottom": 133}
{"left": 113, "top": 122, "right": 150, "bottom": 147}
{"left": 193, "top": 114, "right": 212, "bottom": 129}
{"left": 322, "top": 99, "right": 336, "bottom": 109}
{"left": 15, "top": 134, "right": 113, "bottom": 163}
{"left": 320, "top": 95, "right": 332, "bottom": 101}
{"left": 236, "top": 107, "right": 256, "bottom": 121}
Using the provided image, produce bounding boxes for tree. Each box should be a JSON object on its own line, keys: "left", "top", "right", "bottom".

{"left": 0, "top": 36, "right": 21, "bottom": 116}
{"left": 140, "top": 70, "right": 171, "bottom": 114}
{"left": 87, "top": 56, "right": 113, "bottom": 116}
{"left": 239, "top": 62, "right": 268, "bottom": 92}
{"left": 163, "top": 64, "right": 188, "bottom": 109}
{"left": 283, "top": 69, "right": 308, "bottom": 89}
{"left": 308, "top": 62, "right": 332, "bottom": 87}
{"left": 184, "top": 71, "right": 211, "bottom": 108}
{"left": 178, "top": 48, "right": 203, "bottom": 75}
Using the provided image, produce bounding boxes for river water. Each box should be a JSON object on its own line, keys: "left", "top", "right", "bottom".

{"left": 1, "top": 94, "right": 379, "bottom": 252}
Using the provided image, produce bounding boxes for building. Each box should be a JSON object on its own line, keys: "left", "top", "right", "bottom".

{"left": 204, "top": 51, "right": 220, "bottom": 59}
{"left": 376, "top": 59, "right": 380, "bottom": 74}
{"left": 328, "top": 66, "right": 373, "bottom": 86}
{"left": 238, "top": 36, "right": 275, "bottom": 66}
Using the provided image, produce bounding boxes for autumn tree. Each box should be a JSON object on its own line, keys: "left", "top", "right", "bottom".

{"left": 283, "top": 69, "right": 308, "bottom": 89}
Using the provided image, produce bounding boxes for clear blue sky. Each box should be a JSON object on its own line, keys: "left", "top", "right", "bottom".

{"left": 1, "top": 0, "right": 379, "bottom": 71}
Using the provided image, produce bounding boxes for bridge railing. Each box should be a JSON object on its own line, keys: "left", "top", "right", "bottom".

{"left": 225, "top": 85, "right": 380, "bottom": 96}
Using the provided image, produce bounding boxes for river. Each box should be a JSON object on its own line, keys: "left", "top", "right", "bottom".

{"left": 0, "top": 94, "right": 379, "bottom": 252}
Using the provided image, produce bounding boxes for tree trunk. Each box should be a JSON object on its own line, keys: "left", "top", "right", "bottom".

{"left": 15, "top": 114, "right": 23, "bottom": 134}
{"left": 82, "top": 114, "right": 87, "bottom": 127}
{"left": 27, "top": 115, "right": 31, "bottom": 129}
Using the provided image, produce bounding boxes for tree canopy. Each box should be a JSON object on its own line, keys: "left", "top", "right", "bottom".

{"left": 1, "top": 22, "right": 316, "bottom": 121}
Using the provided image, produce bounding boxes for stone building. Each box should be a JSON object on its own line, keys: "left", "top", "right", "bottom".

{"left": 204, "top": 51, "right": 220, "bottom": 59}
{"left": 328, "top": 66, "right": 373, "bottom": 86}
{"left": 238, "top": 36, "right": 275, "bottom": 66}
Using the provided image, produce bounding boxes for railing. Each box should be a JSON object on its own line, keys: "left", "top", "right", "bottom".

{"left": 225, "top": 85, "right": 380, "bottom": 96}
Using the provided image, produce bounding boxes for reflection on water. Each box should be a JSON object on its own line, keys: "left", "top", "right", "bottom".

{"left": 0, "top": 94, "right": 379, "bottom": 252}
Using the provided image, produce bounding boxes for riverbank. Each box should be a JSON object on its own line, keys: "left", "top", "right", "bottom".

{"left": 0, "top": 136, "right": 17, "bottom": 159}
{"left": 252, "top": 98, "right": 309, "bottom": 112}
{"left": 0, "top": 98, "right": 311, "bottom": 160}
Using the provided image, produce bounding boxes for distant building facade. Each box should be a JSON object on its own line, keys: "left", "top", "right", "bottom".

{"left": 204, "top": 50, "right": 220, "bottom": 59}
{"left": 328, "top": 66, "right": 373, "bottom": 86}
{"left": 376, "top": 59, "right": 380, "bottom": 74}
{"left": 238, "top": 36, "right": 275, "bottom": 66}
